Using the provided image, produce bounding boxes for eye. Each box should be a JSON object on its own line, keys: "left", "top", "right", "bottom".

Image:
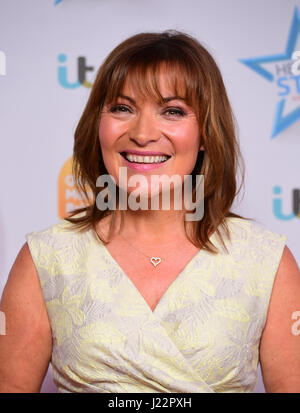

{"left": 163, "top": 107, "right": 185, "bottom": 117}
{"left": 109, "top": 104, "right": 132, "bottom": 114}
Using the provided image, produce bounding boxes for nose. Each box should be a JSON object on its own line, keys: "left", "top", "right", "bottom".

{"left": 129, "top": 108, "right": 160, "bottom": 146}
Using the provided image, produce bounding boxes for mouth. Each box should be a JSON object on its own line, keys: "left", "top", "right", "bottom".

{"left": 120, "top": 152, "right": 172, "bottom": 164}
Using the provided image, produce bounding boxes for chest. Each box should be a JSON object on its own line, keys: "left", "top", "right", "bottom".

{"left": 105, "top": 240, "right": 201, "bottom": 312}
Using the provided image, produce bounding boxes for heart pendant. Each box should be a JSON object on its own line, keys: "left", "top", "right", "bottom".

{"left": 150, "top": 257, "right": 161, "bottom": 267}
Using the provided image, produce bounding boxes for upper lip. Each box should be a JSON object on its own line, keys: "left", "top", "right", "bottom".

{"left": 120, "top": 150, "right": 171, "bottom": 157}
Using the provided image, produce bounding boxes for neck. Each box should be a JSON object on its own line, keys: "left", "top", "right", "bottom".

{"left": 122, "top": 209, "right": 188, "bottom": 242}
{"left": 99, "top": 208, "right": 192, "bottom": 246}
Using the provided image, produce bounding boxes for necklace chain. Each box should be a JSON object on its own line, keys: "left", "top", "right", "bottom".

{"left": 118, "top": 233, "right": 177, "bottom": 268}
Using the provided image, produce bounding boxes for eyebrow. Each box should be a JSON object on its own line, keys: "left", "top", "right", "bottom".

{"left": 118, "top": 94, "right": 185, "bottom": 104}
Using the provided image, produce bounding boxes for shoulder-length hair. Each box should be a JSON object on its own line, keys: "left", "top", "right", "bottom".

{"left": 65, "top": 29, "right": 245, "bottom": 253}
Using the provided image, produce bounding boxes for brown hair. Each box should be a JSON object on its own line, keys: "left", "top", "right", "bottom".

{"left": 65, "top": 29, "right": 245, "bottom": 253}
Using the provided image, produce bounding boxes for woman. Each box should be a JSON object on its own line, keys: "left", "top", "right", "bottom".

{"left": 0, "top": 30, "right": 299, "bottom": 393}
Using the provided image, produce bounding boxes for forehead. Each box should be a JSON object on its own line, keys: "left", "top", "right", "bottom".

{"left": 125, "top": 69, "right": 185, "bottom": 97}
{"left": 112, "top": 62, "right": 189, "bottom": 104}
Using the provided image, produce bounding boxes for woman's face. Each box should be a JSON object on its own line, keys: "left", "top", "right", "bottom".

{"left": 98, "top": 70, "right": 202, "bottom": 201}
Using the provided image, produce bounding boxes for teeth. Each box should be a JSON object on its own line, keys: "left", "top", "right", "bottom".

{"left": 124, "top": 153, "right": 169, "bottom": 163}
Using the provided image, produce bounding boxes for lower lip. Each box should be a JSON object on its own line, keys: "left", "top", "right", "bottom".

{"left": 120, "top": 155, "right": 171, "bottom": 171}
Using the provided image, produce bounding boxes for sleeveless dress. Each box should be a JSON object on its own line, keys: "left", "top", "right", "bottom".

{"left": 25, "top": 216, "right": 286, "bottom": 393}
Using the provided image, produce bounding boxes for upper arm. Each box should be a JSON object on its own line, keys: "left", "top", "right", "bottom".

{"left": 0, "top": 242, "right": 52, "bottom": 393}
{"left": 259, "top": 246, "right": 300, "bottom": 392}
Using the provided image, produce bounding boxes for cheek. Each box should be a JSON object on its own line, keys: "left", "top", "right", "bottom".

{"left": 98, "top": 116, "right": 123, "bottom": 149}
{"left": 98, "top": 118, "right": 108, "bottom": 148}
{"left": 165, "top": 123, "right": 199, "bottom": 153}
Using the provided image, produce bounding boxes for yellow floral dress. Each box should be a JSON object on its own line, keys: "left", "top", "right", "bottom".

{"left": 26, "top": 216, "right": 286, "bottom": 393}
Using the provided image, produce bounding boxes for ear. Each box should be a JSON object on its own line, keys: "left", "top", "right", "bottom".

{"left": 199, "top": 144, "right": 205, "bottom": 151}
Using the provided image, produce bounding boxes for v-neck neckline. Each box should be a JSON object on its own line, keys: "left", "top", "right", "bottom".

{"left": 89, "top": 226, "right": 218, "bottom": 316}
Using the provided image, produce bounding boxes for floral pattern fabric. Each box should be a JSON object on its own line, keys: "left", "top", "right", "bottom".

{"left": 25, "top": 217, "right": 286, "bottom": 393}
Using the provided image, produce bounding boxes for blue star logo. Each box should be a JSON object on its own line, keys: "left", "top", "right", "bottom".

{"left": 240, "top": 6, "right": 300, "bottom": 138}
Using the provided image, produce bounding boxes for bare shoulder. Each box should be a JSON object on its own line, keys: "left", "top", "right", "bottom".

{"left": 0, "top": 242, "right": 52, "bottom": 392}
{"left": 259, "top": 246, "right": 300, "bottom": 392}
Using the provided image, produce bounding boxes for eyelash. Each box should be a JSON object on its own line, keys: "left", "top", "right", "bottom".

{"left": 109, "top": 104, "right": 185, "bottom": 117}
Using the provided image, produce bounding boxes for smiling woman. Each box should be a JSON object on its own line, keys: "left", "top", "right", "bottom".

{"left": 67, "top": 30, "right": 244, "bottom": 254}
{"left": 1, "top": 30, "right": 299, "bottom": 394}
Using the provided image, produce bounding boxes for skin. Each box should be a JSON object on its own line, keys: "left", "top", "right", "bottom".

{"left": 0, "top": 70, "right": 299, "bottom": 392}
{"left": 0, "top": 243, "right": 52, "bottom": 392}
{"left": 259, "top": 246, "right": 300, "bottom": 392}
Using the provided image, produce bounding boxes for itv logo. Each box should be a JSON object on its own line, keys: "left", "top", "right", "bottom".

{"left": 58, "top": 54, "right": 94, "bottom": 89}
{"left": 273, "top": 186, "right": 300, "bottom": 220}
